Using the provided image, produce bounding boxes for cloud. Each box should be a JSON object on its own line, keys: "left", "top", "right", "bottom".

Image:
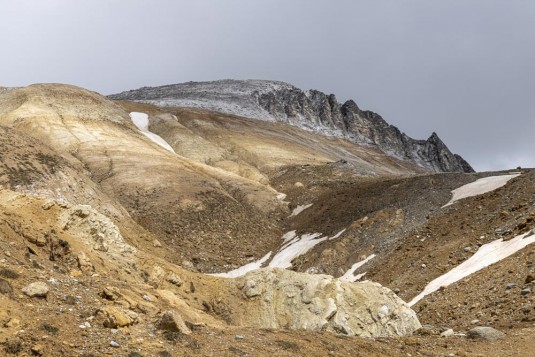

{"left": 0, "top": 0, "right": 533, "bottom": 171}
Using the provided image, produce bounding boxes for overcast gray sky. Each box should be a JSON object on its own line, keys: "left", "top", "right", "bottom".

{"left": 1, "top": 0, "right": 534, "bottom": 171}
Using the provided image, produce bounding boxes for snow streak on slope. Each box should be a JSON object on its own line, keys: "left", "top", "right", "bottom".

{"left": 443, "top": 173, "right": 520, "bottom": 207}
{"left": 209, "top": 252, "right": 272, "bottom": 278}
{"left": 289, "top": 204, "right": 313, "bottom": 217}
{"left": 269, "top": 233, "right": 326, "bottom": 269}
{"left": 339, "top": 254, "right": 376, "bottom": 282}
{"left": 329, "top": 229, "right": 346, "bottom": 240}
{"left": 211, "top": 229, "right": 348, "bottom": 277}
{"left": 409, "top": 229, "right": 535, "bottom": 306}
{"left": 268, "top": 230, "right": 349, "bottom": 269}
{"left": 129, "top": 112, "right": 176, "bottom": 153}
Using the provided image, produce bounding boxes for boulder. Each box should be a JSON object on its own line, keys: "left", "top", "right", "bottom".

{"left": 228, "top": 268, "right": 420, "bottom": 337}
{"left": 98, "top": 306, "right": 138, "bottom": 328}
{"left": 440, "top": 328, "right": 454, "bottom": 337}
{"left": 31, "top": 344, "right": 44, "bottom": 356}
{"left": 5, "top": 318, "right": 20, "bottom": 328}
{"left": 156, "top": 311, "right": 191, "bottom": 335}
{"left": 101, "top": 286, "right": 121, "bottom": 301}
{"left": 22, "top": 282, "right": 49, "bottom": 298}
{"left": 0, "top": 278, "right": 13, "bottom": 295}
{"left": 467, "top": 327, "right": 505, "bottom": 340}
{"left": 77, "top": 251, "right": 94, "bottom": 272}
{"left": 166, "top": 273, "right": 183, "bottom": 287}
{"left": 147, "top": 266, "right": 166, "bottom": 288}
{"left": 525, "top": 274, "right": 535, "bottom": 284}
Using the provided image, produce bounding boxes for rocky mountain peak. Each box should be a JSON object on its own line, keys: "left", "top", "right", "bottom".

{"left": 109, "top": 80, "right": 474, "bottom": 173}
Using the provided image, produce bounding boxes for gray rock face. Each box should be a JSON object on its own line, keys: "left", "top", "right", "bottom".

{"left": 109, "top": 80, "right": 474, "bottom": 173}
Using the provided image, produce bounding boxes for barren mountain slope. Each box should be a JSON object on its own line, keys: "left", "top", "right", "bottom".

{"left": 0, "top": 185, "right": 424, "bottom": 356}
{"left": 0, "top": 125, "right": 127, "bottom": 218}
{"left": 115, "top": 101, "right": 426, "bottom": 179}
{"left": 264, "top": 164, "right": 535, "bottom": 333}
{"left": 0, "top": 84, "right": 289, "bottom": 270}
{"left": 113, "top": 97, "right": 535, "bottom": 341}
{"left": 1, "top": 83, "right": 534, "bottom": 356}
{"left": 0, "top": 183, "right": 532, "bottom": 357}
{"left": 116, "top": 93, "right": 535, "bottom": 346}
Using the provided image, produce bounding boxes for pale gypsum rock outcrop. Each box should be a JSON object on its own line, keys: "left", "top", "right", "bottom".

{"left": 58, "top": 205, "right": 136, "bottom": 254}
{"left": 109, "top": 80, "right": 473, "bottom": 173}
{"left": 226, "top": 268, "right": 420, "bottom": 337}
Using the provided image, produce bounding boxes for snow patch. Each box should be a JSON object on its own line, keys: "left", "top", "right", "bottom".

{"left": 209, "top": 252, "right": 272, "bottom": 278}
{"left": 353, "top": 272, "right": 367, "bottom": 281}
{"left": 276, "top": 192, "right": 287, "bottom": 201}
{"left": 129, "top": 112, "right": 176, "bottom": 153}
{"left": 269, "top": 232, "right": 326, "bottom": 269}
{"left": 289, "top": 204, "right": 313, "bottom": 217}
{"left": 443, "top": 174, "right": 520, "bottom": 207}
{"left": 281, "top": 230, "right": 297, "bottom": 244}
{"left": 339, "top": 254, "right": 376, "bottom": 282}
{"left": 209, "top": 227, "right": 350, "bottom": 278}
{"left": 329, "top": 229, "right": 346, "bottom": 240}
{"left": 409, "top": 229, "right": 535, "bottom": 306}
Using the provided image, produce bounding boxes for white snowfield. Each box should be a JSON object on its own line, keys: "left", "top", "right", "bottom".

{"left": 409, "top": 229, "right": 535, "bottom": 306}
{"left": 339, "top": 254, "right": 376, "bottom": 282}
{"left": 209, "top": 252, "right": 272, "bottom": 278}
{"left": 443, "top": 173, "right": 520, "bottom": 207}
{"left": 289, "top": 204, "right": 313, "bottom": 217}
{"left": 129, "top": 112, "right": 176, "bottom": 153}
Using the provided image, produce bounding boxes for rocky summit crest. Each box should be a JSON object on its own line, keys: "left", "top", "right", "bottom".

{"left": 110, "top": 79, "right": 474, "bottom": 173}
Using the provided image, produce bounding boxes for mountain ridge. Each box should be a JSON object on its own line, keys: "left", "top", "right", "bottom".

{"left": 109, "top": 79, "right": 474, "bottom": 173}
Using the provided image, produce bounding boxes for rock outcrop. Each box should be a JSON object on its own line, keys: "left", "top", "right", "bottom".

{"left": 225, "top": 268, "right": 421, "bottom": 337}
{"left": 110, "top": 80, "right": 473, "bottom": 173}
{"left": 58, "top": 204, "right": 136, "bottom": 255}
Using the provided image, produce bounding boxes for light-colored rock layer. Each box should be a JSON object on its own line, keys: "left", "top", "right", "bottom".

{"left": 228, "top": 268, "right": 421, "bottom": 337}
